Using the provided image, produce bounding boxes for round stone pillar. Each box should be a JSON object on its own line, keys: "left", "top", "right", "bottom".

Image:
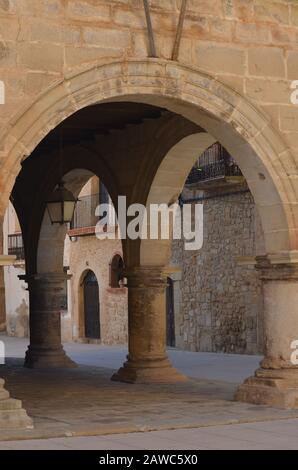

{"left": 112, "top": 267, "right": 186, "bottom": 383}
{"left": 235, "top": 255, "right": 298, "bottom": 408}
{"left": 23, "top": 273, "right": 76, "bottom": 369}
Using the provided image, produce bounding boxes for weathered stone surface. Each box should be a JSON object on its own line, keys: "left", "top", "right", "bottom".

{"left": 236, "top": 259, "right": 298, "bottom": 409}
{"left": 2, "top": 354, "right": 298, "bottom": 440}
{"left": 24, "top": 274, "right": 76, "bottom": 369}
{"left": 171, "top": 189, "right": 264, "bottom": 355}
{"left": 0, "top": 379, "right": 32, "bottom": 430}
{"left": 112, "top": 267, "right": 186, "bottom": 384}
{"left": 66, "top": 230, "right": 127, "bottom": 345}
{"left": 248, "top": 47, "right": 285, "bottom": 78}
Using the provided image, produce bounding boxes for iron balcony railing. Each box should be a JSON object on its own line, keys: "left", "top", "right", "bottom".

{"left": 70, "top": 193, "right": 100, "bottom": 230}
{"left": 186, "top": 142, "right": 242, "bottom": 186}
{"left": 70, "top": 182, "right": 111, "bottom": 230}
{"left": 186, "top": 160, "right": 242, "bottom": 185}
{"left": 70, "top": 194, "right": 114, "bottom": 230}
{"left": 8, "top": 233, "right": 24, "bottom": 260}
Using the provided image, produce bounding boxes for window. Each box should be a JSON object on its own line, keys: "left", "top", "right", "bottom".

{"left": 110, "top": 254, "right": 124, "bottom": 288}
{"left": 8, "top": 233, "right": 24, "bottom": 260}
{"left": 100, "top": 182, "right": 109, "bottom": 205}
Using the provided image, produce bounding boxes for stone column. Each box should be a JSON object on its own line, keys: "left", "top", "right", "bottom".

{"left": 235, "top": 255, "right": 298, "bottom": 409}
{"left": 112, "top": 267, "right": 186, "bottom": 383}
{"left": 23, "top": 273, "right": 76, "bottom": 368}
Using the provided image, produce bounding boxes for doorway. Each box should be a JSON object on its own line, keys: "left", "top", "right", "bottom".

{"left": 166, "top": 277, "right": 175, "bottom": 347}
{"left": 83, "top": 270, "right": 100, "bottom": 340}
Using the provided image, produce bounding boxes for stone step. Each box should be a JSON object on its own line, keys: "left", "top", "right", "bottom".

{"left": 0, "top": 398, "right": 22, "bottom": 410}
{"left": 0, "top": 389, "right": 9, "bottom": 400}
{"left": 0, "top": 381, "right": 33, "bottom": 429}
{"left": 0, "top": 408, "right": 33, "bottom": 430}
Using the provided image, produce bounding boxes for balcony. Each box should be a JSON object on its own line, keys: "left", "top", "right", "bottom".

{"left": 8, "top": 233, "right": 24, "bottom": 261}
{"left": 68, "top": 193, "right": 99, "bottom": 237}
{"left": 185, "top": 143, "right": 245, "bottom": 190}
{"left": 68, "top": 189, "right": 115, "bottom": 238}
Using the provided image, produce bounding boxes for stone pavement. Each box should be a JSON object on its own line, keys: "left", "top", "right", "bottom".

{"left": 1, "top": 419, "right": 298, "bottom": 450}
{"left": 0, "top": 335, "right": 298, "bottom": 448}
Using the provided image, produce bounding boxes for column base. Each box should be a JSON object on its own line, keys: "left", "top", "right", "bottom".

{"left": 111, "top": 357, "right": 187, "bottom": 384}
{"left": 0, "top": 379, "right": 33, "bottom": 429}
{"left": 235, "top": 368, "right": 298, "bottom": 409}
{"left": 24, "top": 346, "right": 77, "bottom": 369}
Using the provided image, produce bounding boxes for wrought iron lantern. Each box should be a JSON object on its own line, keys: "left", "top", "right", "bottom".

{"left": 46, "top": 181, "right": 77, "bottom": 225}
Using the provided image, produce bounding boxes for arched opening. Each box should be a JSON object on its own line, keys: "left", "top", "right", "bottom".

{"left": 166, "top": 277, "right": 175, "bottom": 348}
{"left": 0, "top": 59, "right": 297, "bottom": 436}
{"left": 5, "top": 96, "right": 296, "bottom": 396}
{"left": 2, "top": 60, "right": 295, "bottom": 255}
{"left": 83, "top": 270, "right": 100, "bottom": 341}
{"left": 110, "top": 254, "right": 124, "bottom": 289}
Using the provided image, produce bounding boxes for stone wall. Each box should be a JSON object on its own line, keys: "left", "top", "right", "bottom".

{"left": 3, "top": 233, "right": 128, "bottom": 344}
{"left": 1, "top": 0, "right": 297, "bottom": 154}
{"left": 171, "top": 188, "right": 265, "bottom": 355}
{"left": 65, "top": 233, "right": 128, "bottom": 345}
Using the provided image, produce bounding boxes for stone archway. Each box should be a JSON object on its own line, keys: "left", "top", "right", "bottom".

{"left": 0, "top": 59, "right": 298, "bottom": 409}
{"left": 1, "top": 59, "right": 296, "bottom": 257}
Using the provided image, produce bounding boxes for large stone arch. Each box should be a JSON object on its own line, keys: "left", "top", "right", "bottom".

{"left": 1, "top": 59, "right": 298, "bottom": 406}
{"left": 1, "top": 59, "right": 296, "bottom": 257}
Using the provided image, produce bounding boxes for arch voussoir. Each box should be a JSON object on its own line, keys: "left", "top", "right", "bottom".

{"left": 0, "top": 58, "right": 296, "bottom": 255}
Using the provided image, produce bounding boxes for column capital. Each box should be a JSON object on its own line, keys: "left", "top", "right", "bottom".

{"left": 19, "top": 272, "right": 72, "bottom": 288}
{"left": 255, "top": 255, "right": 298, "bottom": 281}
{"left": 124, "top": 266, "right": 174, "bottom": 288}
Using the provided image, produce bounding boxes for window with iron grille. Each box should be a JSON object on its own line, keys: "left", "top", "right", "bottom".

{"left": 8, "top": 233, "right": 24, "bottom": 260}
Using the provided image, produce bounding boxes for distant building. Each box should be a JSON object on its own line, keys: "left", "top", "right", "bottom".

{"left": 3, "top": 176, "right": 128, "bottom": 345}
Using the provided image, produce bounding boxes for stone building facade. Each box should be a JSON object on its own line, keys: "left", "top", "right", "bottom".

{"left": 65, "top": 233, "right": 127, "bottom": 344}
{"left": 172, "top": 186, "right": 265, "bottom": 355}
{"left": 1, "top": 0, "right": 298, "bottom": 426}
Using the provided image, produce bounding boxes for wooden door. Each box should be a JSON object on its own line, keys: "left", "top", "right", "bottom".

{"left": 166, "top": 277, "right": 175, "bottom": 347}
{"left": 83, "top": 270, "right": 100, "bottom": 339}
